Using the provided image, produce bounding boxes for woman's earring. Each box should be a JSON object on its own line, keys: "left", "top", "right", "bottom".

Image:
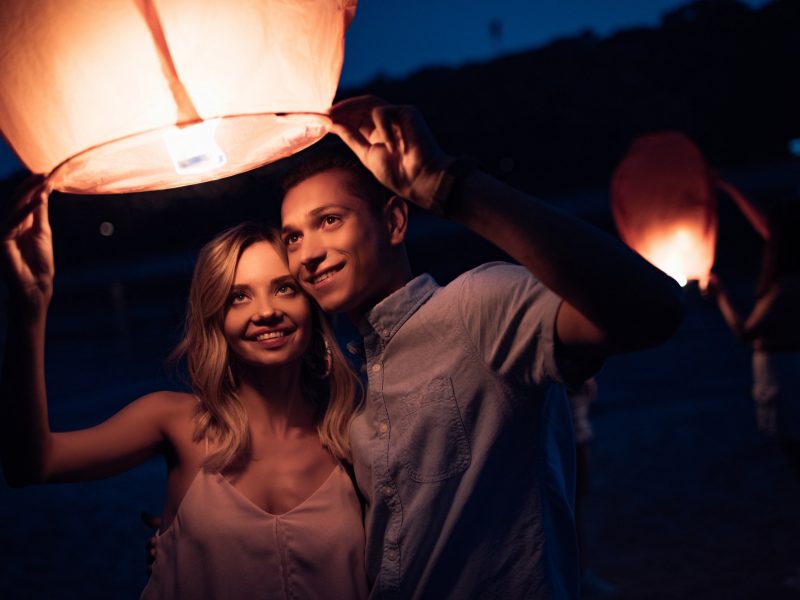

{"left": 322, "top": 337, "right": 332, "bottom": 379}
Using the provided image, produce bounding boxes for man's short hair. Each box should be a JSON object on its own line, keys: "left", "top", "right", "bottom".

{"left": 280, "top": 136, "right": 394, "bottom": 215}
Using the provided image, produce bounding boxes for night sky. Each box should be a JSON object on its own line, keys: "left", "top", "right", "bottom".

{"left": 0, "top": 0, "right": 772, "bottom": 179}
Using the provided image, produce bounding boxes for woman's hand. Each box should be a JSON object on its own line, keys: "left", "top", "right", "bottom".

{"left": 1, "top": 175, "right": 54, "bottom": 313}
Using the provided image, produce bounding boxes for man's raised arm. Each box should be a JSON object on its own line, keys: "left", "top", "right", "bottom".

{"left": 330, "top": 95, "right": 684, "bottom": 362}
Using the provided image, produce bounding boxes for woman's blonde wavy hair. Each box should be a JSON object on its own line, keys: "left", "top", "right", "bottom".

{"left": 171, "top": 222, "right": 361, "bottom": 471}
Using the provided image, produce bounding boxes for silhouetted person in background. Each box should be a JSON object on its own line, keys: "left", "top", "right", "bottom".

{"left": 707, "top": 187, "right": 800, "bottom": 592}
{"left": 707, "top": 189, "right": 800, "bottom": 481}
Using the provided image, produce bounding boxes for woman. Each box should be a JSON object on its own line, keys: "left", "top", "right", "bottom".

{"left": 0, "top": 176, "right": 368, "bottom": 599}
{"left": 707, "top": 188, "right": 800, "bottom": 481}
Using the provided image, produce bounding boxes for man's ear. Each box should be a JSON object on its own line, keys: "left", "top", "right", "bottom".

{"left": 384, "top": 195, "right": 408, "bottom": 245}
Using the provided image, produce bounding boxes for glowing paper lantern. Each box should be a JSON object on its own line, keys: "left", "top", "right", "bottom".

{"left": 611, "top": 131, "right": 718, "bottom": 288}
{"left": 0, "top": 0, "right": 356, "bottom": 194}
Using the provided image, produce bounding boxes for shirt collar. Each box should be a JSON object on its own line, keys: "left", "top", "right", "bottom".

{"left": 357, "top": 273, "right": 439, "bottom": 342}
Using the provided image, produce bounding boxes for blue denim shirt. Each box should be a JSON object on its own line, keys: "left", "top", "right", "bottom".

{"left": 350, "top": 263, "right": 580, "bottom": 599}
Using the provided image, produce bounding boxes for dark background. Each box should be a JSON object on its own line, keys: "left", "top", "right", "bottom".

{"left": 1, "top": 1, "right": 799, "bottom": 597}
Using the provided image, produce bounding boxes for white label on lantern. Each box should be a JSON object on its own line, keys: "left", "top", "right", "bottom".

{"left": 163, "top": 119, "right": 227, "bottom": 175}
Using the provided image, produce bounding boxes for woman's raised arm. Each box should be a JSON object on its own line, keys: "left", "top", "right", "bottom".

{"left": 1, "top": 178, "right": 172, "bottom": 486}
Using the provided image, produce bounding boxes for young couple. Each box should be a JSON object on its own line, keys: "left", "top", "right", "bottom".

{"left": 1, "top": 95, "right": 684, "bottom": 599}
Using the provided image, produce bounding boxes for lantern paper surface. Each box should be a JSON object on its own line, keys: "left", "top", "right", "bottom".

{"left": 0, "top": 0, "right": 356, "bottom": 193}
{"left": 611, "top": 132, "right": 718, "bottom": 287}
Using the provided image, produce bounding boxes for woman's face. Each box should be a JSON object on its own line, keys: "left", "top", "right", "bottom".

{"left": 223, "top": 241, "right": 312, "bottom": 370}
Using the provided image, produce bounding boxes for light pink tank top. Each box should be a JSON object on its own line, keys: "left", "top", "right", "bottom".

{"left": 140, "top": 464, "right": 368, "bottom": 599}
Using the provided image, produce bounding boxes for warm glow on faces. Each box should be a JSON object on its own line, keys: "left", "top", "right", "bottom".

{"left": 223, "top": 242, "right": 312, "bottom": 369}
{"left": 280, "top": 169, "right": 393, "bottom": 316}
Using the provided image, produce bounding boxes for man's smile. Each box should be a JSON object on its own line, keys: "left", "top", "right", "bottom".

{"left": 307, "top": 263, "right": 345, "bottom": 288}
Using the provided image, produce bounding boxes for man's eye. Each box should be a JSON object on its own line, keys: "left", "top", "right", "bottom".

{"left": 284, "top": 233, "right": 300, "bottom": 246}
{"left": 323, "top": 215, "right": 340, "bottom": 226}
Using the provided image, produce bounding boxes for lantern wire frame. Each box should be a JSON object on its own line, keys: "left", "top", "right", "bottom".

{"left": 46, "top": 112, "right": 332, "bottom": 195}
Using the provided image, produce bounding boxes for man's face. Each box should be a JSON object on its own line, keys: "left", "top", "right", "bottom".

{"left": 280, "top": 168, "right": 391, "bottom": 317}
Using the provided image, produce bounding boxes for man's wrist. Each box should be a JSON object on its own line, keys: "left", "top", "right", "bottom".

{"left": 427, "top": 157, "right": 478, "bottom": 218}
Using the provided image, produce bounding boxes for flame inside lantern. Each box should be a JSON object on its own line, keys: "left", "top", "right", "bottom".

{"left": 636, "top": 225, "right": 714, "bottom": 288}
{"left": 611, "top": 132, "right": 718, "bottom": 289}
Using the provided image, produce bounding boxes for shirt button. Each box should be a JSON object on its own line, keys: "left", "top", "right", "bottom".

{"left": 371, "top": 363, "right": 382, "bottom": 374}
{"left": 385, "top": 550, "right": 398, "bottom": 562}
{"left": 381, "top": 329, "right": 391, "bottom": 338}
{"left": 378, "top": 422, "right": 389, "bottom": 434}
{"left": 382, "top": 485, "right": 394, "bottom": 496}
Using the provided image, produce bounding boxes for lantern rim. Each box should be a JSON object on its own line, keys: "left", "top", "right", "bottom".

{"left": 47, "top": 112, "right": 332, "bottom": 195}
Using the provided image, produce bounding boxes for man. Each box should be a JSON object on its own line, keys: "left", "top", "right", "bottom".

{"left": 279, "top": 95, "right": 684, "bottom": 598}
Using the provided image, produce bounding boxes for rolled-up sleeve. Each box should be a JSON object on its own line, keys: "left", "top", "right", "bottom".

{"left": 455, "top": 262, "right": 564, "bottom": 387}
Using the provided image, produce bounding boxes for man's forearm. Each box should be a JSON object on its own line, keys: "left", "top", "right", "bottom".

{"left": 448, "top": 169, "right": 685, "bottom": 353}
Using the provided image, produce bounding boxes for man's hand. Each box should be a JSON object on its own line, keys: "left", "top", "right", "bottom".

{"left": 141, "top": 511, "right": 162, "bottom": 572}
{"left": 330, "top": 95, "right": 453, "bottom": 210}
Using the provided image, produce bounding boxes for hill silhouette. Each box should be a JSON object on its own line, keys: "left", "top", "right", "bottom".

{"left": 350, "top": 0, "right": 798, "bottom": 194}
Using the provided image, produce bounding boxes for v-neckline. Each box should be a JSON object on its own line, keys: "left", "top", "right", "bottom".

{"left": 216, "top": 464, "right": 340, "bottom": 517}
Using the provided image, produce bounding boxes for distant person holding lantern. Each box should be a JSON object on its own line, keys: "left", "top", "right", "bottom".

{"left": 273, "top": 95, "right": 685, "bottom": 597}
{"left": 706, "top": 187, "right": 800, "bottom": 481}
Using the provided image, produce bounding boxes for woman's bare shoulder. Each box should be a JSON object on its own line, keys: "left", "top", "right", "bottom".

{"left": 126, "top": 391, "right": 200, "bottom": 431}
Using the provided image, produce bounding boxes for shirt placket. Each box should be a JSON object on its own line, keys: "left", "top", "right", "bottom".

{"left": 363, "top": 329, "right": 403, "bottom": 598}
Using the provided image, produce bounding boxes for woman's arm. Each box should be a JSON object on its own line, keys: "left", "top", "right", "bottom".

{"left": 0, "top": 179, "right": 171, "bottom": 486}
{"left": 705, "top": 272, "right": 748, "bottom": 340}
{"left": 716, "top": 179, "right": 770, "bottom": 241}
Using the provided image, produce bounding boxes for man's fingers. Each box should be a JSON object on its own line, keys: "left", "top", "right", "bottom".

{"left": 330, "top": 94, "right": 389, "bottom": 124}
{"left": 372, "top": 106, "right": 399, "bottom": 154}
{"left": 330, "top": 122, "right": 371, "bottom": 164}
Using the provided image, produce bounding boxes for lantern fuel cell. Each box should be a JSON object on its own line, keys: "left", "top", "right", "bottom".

{"left": 163, "top": 120, "right": 227, "bottom": 175}
{"left": 0, "top": 0, "right": 357, "bottom": 194}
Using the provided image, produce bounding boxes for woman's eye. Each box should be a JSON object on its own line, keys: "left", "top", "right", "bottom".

{"left": 230, "top": 291, "right": 248, "bottom": 304}
{"left": 276, "top": 284, "right": 296, "bottom": 296}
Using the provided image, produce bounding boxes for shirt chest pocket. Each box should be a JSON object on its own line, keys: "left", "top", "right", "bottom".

{"left": 392, "top": 376, "right": 471, "bottom": 482}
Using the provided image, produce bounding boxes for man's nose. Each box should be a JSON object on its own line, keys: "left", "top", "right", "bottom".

{"left": 299, "top": 235, "right": 325, "bottom": 271}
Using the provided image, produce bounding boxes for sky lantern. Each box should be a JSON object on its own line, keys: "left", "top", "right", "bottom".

{"left": 611, "top": 131, "right": 718, "bottom": 288}
{"left": 0, "top": 0, "right": 356, "bottom": 194}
